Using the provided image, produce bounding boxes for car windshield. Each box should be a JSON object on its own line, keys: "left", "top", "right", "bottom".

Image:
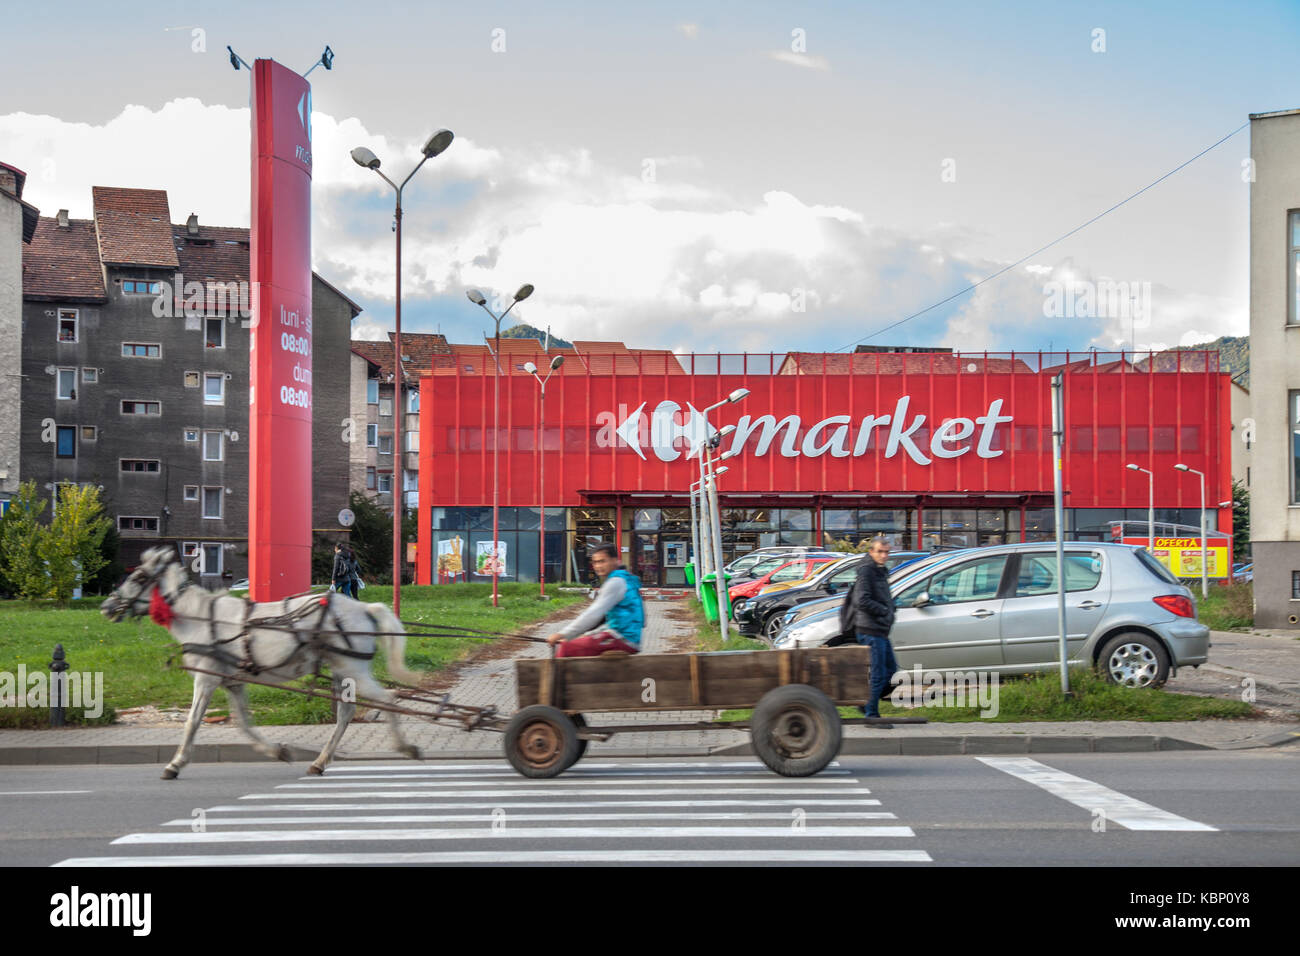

{"left": 749, "top": 556, "right": 790, "bottom": 576}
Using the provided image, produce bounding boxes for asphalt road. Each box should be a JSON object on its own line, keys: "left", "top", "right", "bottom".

{"left": 4, "top": 749, "right": 1297, "bottom": 866}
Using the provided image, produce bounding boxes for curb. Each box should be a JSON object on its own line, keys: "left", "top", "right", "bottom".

{"left": 5, "top": 731, "right": 1297, "bottom": 766}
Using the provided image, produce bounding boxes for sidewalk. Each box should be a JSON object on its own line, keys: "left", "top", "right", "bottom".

{"left": 2, "top": 606, "right": 1297, "bottom": 766}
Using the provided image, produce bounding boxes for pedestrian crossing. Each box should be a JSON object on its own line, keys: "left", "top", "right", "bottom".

{"left": 54, "top": 759, "right": 934, "bottom": 866}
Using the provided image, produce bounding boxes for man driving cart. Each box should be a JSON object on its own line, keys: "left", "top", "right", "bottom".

{"left": 546, "top": 543, "right": 643, "bottom": 658}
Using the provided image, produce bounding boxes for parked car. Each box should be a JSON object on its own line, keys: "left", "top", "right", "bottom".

{"left": 771, "top": 542, "right": 1208, "bottom": 688}
{"left": 729, "top": 555, "right": 840, "bottom": 603}
{"left": 724, "top": 546, "right": 830, "bottom": 578}
{"left": 733, "top": 555, "right": 870, "bottom": 640}
{"left": 727, "top": 551, "right": 838, "bottom": 587}
{"left": 1231, "top": 562, "right": 1253, "bottom": 584}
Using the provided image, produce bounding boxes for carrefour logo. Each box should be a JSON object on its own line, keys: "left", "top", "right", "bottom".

{"left": 597, "top": 397, "right": 1013, "bottom": 465}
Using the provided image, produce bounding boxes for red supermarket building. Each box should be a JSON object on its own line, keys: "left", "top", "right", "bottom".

{"left": 416, "top": 345, "right": 1230, "bottom": 588}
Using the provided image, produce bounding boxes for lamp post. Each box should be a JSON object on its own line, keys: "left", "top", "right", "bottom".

{"left": 1126, "top": 463, "right": 1155, "bottom": 553}
{"left": 1174, "top": 463, "right": 1208, "bottom": 598}
{"left": 351, "top": 129, "right": 455, "bottom": 616}
{"left": 706, "top": 460, "right": 731, "bottom": 638}
{"left": 524, "top": 354, "right": 564, "bottom": 598}
{"left": 466, "top": 284, "right": 534, "bottom": 607}
{"left": 689, "top": 477, "right": 704, "bottom": 602}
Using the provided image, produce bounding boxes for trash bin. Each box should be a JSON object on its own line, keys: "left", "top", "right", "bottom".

{"left": 700, "top": 571, "right": 732, "bottom": 622}
{"left": 684, "top": 562, "right": 696, "bottom": 587}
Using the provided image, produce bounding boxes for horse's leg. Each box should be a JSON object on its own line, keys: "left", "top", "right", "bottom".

{"left": 162, "top": 673, "right": 219, "bottom": 780}
{"left": 226, "top": 683, "right": 291, "bottom": 763}
{"left": 350, "top": 670, "right": 420, "bottom": 761}
{"left": 308, "top": 676, "right": 356, "bottom": 776}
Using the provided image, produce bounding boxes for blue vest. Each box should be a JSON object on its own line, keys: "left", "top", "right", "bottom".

{"left": 605, "top": 568, "right": 644, "bottom": 646}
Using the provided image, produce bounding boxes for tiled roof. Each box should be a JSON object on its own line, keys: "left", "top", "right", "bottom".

{"left": 92, "top": 186, "right": 178, "bottom": 268}
{"left": 779, "top": 352, "right": 1034, "bottom": 375}
{"left": 23, "top": 217, "right": 106, "bottom": 301}
{"left": 349, "top": 334, "right": 451, "bottom": 381}
{"left": 173, "top": 224, "right": 249, "bottom": 284}
{"left": 351, "top": 340, "right": 395, "bottom": 378}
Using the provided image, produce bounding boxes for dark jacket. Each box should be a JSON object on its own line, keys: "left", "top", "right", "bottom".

{"left": 332, "top": 551, "right": 351, "bottom": 584}
{"left": 850, "top": 559, "right": 895, "bottom": 636}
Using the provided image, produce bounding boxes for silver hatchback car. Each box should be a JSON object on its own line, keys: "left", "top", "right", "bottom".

{"left": 771, "top": 542, "right": 1209, "bottom": 687}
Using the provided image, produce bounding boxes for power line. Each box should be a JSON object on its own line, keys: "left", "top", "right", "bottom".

{"left": 833, "top": 121, "right": 1250, "bottom": 353}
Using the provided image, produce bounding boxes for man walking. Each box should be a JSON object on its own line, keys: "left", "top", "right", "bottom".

{"left": 546, "top": 543, "right": 643, "bottom": 658}
{"left": 854, "top": 536, "right": 899, "bottom": 718}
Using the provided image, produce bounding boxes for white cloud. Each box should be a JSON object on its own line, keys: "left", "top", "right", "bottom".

{"left": 2, "top": 98, "right": 1245, "bottom": 355}
{"left": 676, "top": 23, "right": 700, "bottom": 40}
{"left": 766, "top": 51, "right": 831, "bottom": 72}
{"left": 350, "top": 318, "right": 389, "bottom": 342}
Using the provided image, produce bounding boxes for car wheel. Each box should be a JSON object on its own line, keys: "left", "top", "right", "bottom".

{"left": 1097, "top": 632, "right": 1170, "bottom": 689}
{"left": 762, "top": 613, "right": 784, "bottom": 643}
{"left": 750, "top": 684, "right": 842, "bottom": 776}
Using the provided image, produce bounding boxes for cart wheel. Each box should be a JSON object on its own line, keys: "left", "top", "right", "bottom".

{"left": 504, "top": 705, "right": 580, "bottom": 778}
{"left": 566, "top": 714, "right": 589, "bottom": 769}
{"left": 751, "top": 684, "right": 842, "bottom": 777}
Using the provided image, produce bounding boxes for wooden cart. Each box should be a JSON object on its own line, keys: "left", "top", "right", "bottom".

{"left": 504, "top": 645, "right": 922, "bottom": 778}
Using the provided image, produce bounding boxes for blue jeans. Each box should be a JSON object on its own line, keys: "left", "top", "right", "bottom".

{"left": 856, "top": 632, "right": 898, "bottom": 717}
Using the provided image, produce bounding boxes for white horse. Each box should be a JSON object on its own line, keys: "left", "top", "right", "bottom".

{"left": 101, "top": 546, "right": 422, "bottom": 779}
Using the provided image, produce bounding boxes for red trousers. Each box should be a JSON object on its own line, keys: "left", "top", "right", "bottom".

{"left": 555, "top": 631, "right": 640, "bottom": 658}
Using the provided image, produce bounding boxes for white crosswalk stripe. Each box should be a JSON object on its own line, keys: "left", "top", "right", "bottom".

{"left": 56, "top": 759, "right": 933, "bottom": 866}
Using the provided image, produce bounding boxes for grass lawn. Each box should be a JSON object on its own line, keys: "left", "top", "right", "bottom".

{"left": 687, "top": 598, "right": 768, "bottom": 652}
{"left": 719, "top": 667, "right": 1257, "bottom": 723}
{"left": 1198, "top": 582, "right": 1254, "bottom": 632}
{"left": 0, "top": 583, "right": 583, "bottom": 728}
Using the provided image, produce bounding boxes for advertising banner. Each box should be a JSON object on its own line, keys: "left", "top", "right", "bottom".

{"left": 1121, "top": 536, "right": 1230, "bottom": 579}
{"left": 474, "top": 541, "right": 509, "bottom": 577}
{"left": 248, "top": 59, "right": 313, "bottom": 601}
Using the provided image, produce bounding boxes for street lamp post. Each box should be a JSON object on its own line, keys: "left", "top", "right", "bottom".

{"left": 689, "top": 477, "right": 704, "bottom": 602}
{"left": 351, "top": 129, "right": 455, "bottom": 616}
{"left": 699, "top": 389, "right": 748, "bottom": 637}
{"left": 1175, "top": 463, "right": 1208, "bottom": 599}
{"left": 466, "top": 284, "right": 535, "bottom": 608}
{"left": 1126, "top": 463, "right": 1155, "bottom": 553}
{"left": 524, "top": 354, "right": 564, "bottom": 599}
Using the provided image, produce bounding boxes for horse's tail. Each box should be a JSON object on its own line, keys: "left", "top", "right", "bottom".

{"left": 368, "top": 604, "right": 422, "bottom": 686}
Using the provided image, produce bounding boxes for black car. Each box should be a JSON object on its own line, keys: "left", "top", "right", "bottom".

{"left": 732, "top": 554, "right": 870, "bottom": 641}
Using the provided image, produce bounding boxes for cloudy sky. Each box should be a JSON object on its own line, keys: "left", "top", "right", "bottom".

{"left": 3, "top": 0, "right": 1297, "bottom": 354}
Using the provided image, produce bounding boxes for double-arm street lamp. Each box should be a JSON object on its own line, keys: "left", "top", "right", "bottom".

{"left": 351, "top": 129, "right": 455, "bottom": 616}
{"left": 1125, "top": 463, "right": 1155, "bottom": 553}
{"left": 1174, "top": 463, "right": 1208, "bottom": 599}
{"left": 523, "top": 354, "right": 565, "bottom": 598}
{"left": 466, "top": 284, "right": 535, "bottom": 607}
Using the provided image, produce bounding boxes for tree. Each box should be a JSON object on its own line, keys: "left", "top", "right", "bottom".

{"left": 1231, "top": 478, "right": 1250, "bottom": 562}
{"left": 43, "top": 483, "right": 111, "bottom": 602}
{"left": 0, "top": 481, "right": 47, "bottom": 598}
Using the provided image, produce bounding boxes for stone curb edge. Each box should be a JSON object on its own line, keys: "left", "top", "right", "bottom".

{"left": 2, "top": 731, "right": 1295, "bottom": 765}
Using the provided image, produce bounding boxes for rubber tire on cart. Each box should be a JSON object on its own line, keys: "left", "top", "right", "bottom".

{"left": 504, "top": 705, "right": 580, "bottom": 778}
{"left": 750, "top": 683, "right": 842, "bottom": 777}
{"left": 566, "top": 714, "right": 589, "bottom": 769}
{"left": 1096, "top": 632, "right": 1171, "bottom": 688}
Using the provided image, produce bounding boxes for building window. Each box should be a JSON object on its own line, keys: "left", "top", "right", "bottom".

{"left": 81, "top": 367, "right": 97, "bottom": 384}
{"left": 57, "top": 310, "right": 78, "bottom": 343}
{"left": 1293, "top": 571, "right": 1300, "bottom": 600}
{"left": 1292, "top": 392, "right": 1300, "bottom": 505}
{"left": 80, "top": 426, "right": 97, "bottom": 441}
{"left": 202, "top": 487, "right": 223, "bottom": 519}
{"left": 366, "top": 466, "right": 376, "bottom": 489}
{"left": 379, "top": 397, "right": 393, "bottom": 417}
{"left": 407, "top": 389, "right": 419, "bottom": 413}
{"left": 201, "top": 543, "right": 222, "bottom": 575}
{"left": 184, "top": 371, "right": 200, "bottom": 388}
{"left": 405, "top": 431, "right": 419, "bottom": 453}
{"left": 122, "top": 279, "right": 161, "bottom": 295}
{"left": 1291, "top": 211, "right": 1300, "bottom": 325}
{"left": 367, "top": 380, "right": 379, "bottom": 404}
{"left": 378, "top": 473, "right": 392, "bottom": 493}
{"left": 122, "top": 342, "right": 161, "bottom": 358}
{"left": 120, "top": 459, "right": 161, "bottom": 473}
{"left": 57, "top": 368, "right": 77, "bottom": 400}
{"left": 184, "top": 428, "right": 199, "bottom": 442}
{"left": 203, "top": 431, "right": 224, "bottom": 461}
{"left": 367, "top": 424, "right": 378, "bottom": 447}
{"left": 118, "top": 516, "right": 160, "bottom": 532}
{"left": 205, "top": 317, "right": 225, "bottom": 349}
{"left": 56, "top": 426, "right": 76, "bottom": 458}
{"left": 204, "top": 373, "right": 225, "bottom": 405}
{"left": 183, "top": 486, "right": 198, "bottom": 501}
{"left": 180, "top": 541, "right": 199, "bottom": 558}
{"left": 122, "top": 400, "right": 161, "bottom": 416}
{"left": 379, "top": 434, "right": 393, "bottom": 455}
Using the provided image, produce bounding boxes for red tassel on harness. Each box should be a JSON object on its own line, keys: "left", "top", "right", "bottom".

{"left": 149, "top": 588, "right": 176, "bottom": 628}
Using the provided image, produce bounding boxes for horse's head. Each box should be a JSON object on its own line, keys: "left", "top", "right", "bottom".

{"left": 100, "top": 546, "right": 181, "bottom": 622}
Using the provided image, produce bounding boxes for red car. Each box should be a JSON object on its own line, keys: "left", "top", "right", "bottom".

{"left": 728, "top": 556, "right": 838, "bottom": 602}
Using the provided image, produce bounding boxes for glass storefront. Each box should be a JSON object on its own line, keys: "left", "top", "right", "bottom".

{"left": 428, "top": 504, "right": 1219, "bottom": 586}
